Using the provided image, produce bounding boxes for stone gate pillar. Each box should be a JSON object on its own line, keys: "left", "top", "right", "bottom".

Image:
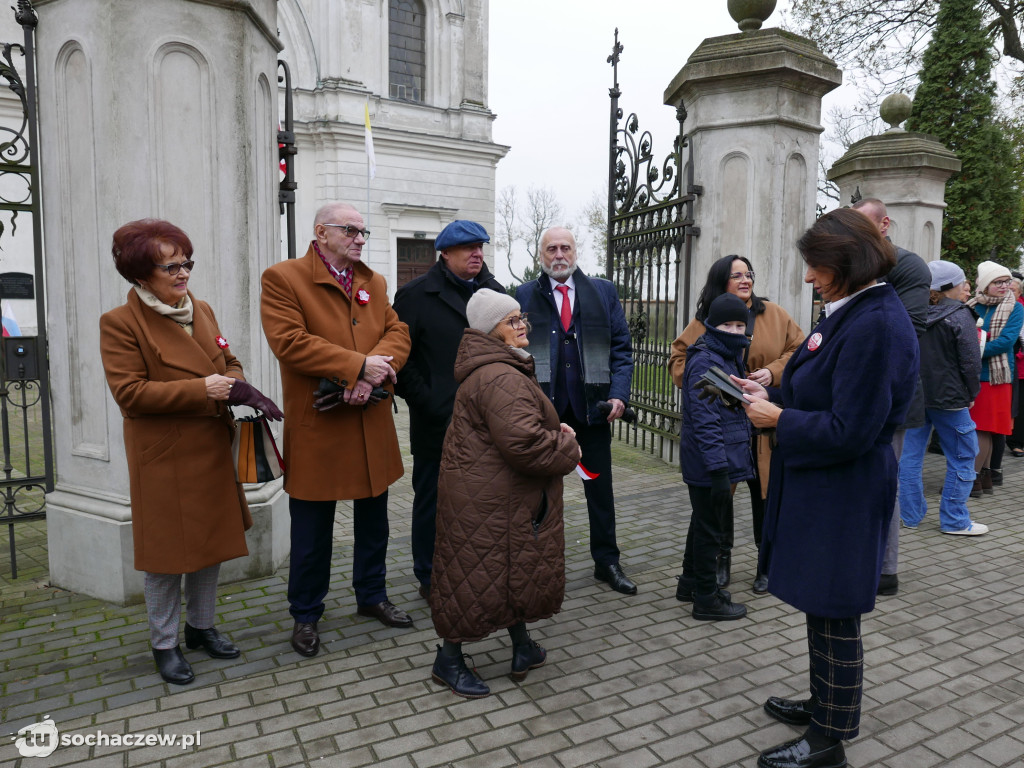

{"left": 663, "top": 15, "right": 841, "bottom": 330}
{"left": 827, "top": 95, "right": 961, "bottom": 262}
{"left": 36, "top": 0, "right": 288, "bottom": 604}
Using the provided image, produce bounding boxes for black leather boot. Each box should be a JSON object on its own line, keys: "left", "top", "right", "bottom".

{"left": 510, "top": 640, "right": 546, "bottom": 682}
{"left": 152, "top": 646, "right": 195, "bottom": 685}
{"left": 752, "top": 565, "right": 768, "bottom": 594}
{"left": 184, "top": 623, "right": 240, "bottom": 659}
{"left": 716, "top": 551, "right": 731, "bottom": 588}
{"left": 675, "top": 575, "right": 730, "bottom": 603}
{"left": 692, "top": 591, "right": 746, "bottom": 621}
{"left": 431, "top": 645, "right": 489, "bottom": 698}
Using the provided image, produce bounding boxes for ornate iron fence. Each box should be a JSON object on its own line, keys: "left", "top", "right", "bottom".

{"left": 606, "top": 29, "right": 700, "bottom": 460}
{"left": 0, "top": 0, "right": 54, "bottom": 578}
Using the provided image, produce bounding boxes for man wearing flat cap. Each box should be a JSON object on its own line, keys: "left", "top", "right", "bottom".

{"left": 517, "top": 226, "right": 637, "bottom": 595}
{"left": 393, "top": 219, "right": 505, "bottom": 597}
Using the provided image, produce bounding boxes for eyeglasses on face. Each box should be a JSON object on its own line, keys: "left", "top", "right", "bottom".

{"left": 322, "top": 223, "right": 370, "bottom": 239}
{"left": 991, "top": 278, "right": 1012, "bottom": 287}
{"left": 153, "top": 260, "right": 195, "bottom": 276}
{"left": 729, "top": 271, "right": 755, "bottom": 281}
{"left": 505, "top": 313, "right": 529, "bottom": 328}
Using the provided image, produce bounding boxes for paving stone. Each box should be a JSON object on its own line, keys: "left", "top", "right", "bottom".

{"left": 7, "top": 416, "right": 1024, "bottom": 767}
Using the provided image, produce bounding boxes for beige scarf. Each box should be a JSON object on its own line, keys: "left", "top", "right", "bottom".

{"left": 969, "top": 290, "right": 1016, "bottom": 385}
{"left": 134, "top": 286, "right": 194, "bottom": 336}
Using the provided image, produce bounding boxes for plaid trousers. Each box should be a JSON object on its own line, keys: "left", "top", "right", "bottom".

{"left": 144, "top": 565, "right": 220, "bottom": 649}
{"left": 807, "top": 613, "right": 863, "bottom": 740}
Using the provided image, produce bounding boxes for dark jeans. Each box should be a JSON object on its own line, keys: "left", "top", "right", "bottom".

{"left": 288, "top": 492, "right": 390, "bottom": 623}
{"left": 410, "top": 458, "right": 440, "bottom": 587}
{"left": 563, "top": 413, "right": 620, "bottom": 566}
{"left": 682, "top": 484, "right": 727, "bottom": 596}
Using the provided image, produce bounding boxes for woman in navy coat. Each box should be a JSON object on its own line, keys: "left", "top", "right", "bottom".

{"left": 736, "top": 208, "right": 919, "bottom": 768}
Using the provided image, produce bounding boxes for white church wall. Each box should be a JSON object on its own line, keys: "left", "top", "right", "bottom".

{"left": 277, "top": 0, "right": 508, "bottom": 295}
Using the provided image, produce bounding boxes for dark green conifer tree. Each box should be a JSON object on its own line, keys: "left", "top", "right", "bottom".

{"left": 906, "top": 0, "right": 1023, "bottom": 274}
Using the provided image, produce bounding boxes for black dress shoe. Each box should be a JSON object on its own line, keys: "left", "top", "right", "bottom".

{"left": 877, "top": 573, "right": 898, "bottom": 596}
{"left": 757, "top": 735, "right": 846, "bottom": 768}
{"left": 291, "top": 621, "right": 320, "bottom": 657}
{"left": 764, "top": 695, "right": 817, "bottom": 725}
{"left": 716, "top": 551, "right": 731, "bottom": 588}
{"left": 752, "top": 569, "right": 769, "bottom": 594}
{"left": 594, "top": 563, "right": 637, "bottom": 595}
{"left": 675, "top": 574, "right": 730, "bottom": 602}
{"left": 510, "top": 640, "right": 546, "bottom": 682}
{"left": 418, "top": 583, "right": 430, "bottom": 600}
{"left": 357, "top": 600, "right": 413, "bottom": 628}
{"left": 431, "top": 646, "right": 490, "bottom": 698}
{"left": 152, "top": 646, "right": 195, "bottom": 685}
{"left": 184, "top": 623, "right": 240, "bottom": 659}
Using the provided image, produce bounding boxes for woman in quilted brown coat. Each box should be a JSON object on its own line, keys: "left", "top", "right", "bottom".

{"left": 429, "top": 289, "right": 580, "bottom": 698}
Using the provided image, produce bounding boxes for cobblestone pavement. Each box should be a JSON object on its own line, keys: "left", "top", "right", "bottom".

{"left": 3, "top": 409, "right": 1024, "bottom": 767}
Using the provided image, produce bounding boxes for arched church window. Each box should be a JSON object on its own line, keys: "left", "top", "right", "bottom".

{"left": 389, "top": 0, "right": 425, "bottom": 102}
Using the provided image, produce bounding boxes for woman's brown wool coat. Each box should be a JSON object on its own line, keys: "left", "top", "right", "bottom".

{"left": 430, "top": 330, "right": 579, "bottom": 643}
{"left": 99, "top": 291, "right": 252, "bottom": 575}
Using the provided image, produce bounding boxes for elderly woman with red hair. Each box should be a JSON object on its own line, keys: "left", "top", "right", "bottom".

{"left": 100, "top": 219, "right": 281, "bottom": 686}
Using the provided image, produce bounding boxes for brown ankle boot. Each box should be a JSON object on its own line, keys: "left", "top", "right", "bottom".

{"left": 980, "top": 467, "right": 994, "bottom": 494}
{"left": 970, "top": 476, "right": 983, "bottom": 498}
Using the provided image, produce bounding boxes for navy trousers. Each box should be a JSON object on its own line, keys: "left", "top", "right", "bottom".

{"left": 410, "top": 458, "right": 440, "bottom": 587}
{"left": 288, "top": 492, "right": 390, "bottom": 623}
{"left": 563, "top": 412, "right": 620, "bottom": 566}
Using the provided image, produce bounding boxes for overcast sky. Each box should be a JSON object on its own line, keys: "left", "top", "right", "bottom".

{"left": 488, "top": 0, "right": 851, "bottom": 282}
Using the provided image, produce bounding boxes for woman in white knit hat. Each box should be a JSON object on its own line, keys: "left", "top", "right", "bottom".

{"left": 967, "top": 260, "right": 1024, "bottom": 496}
{"left": 428, "top": 289, "right": 581, "bottom": 698}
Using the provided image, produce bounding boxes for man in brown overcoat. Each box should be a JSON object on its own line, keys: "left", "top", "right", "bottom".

{"left": 261, "top": 202, "right": 412, "bottom": 657}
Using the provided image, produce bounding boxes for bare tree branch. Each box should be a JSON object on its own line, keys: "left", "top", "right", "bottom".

{"left": 494, "top": 186, "right": 525, "bottom": 284}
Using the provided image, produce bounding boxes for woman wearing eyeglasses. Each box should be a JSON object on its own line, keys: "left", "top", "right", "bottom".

{"left": 967, "top": 261, "right": 1024, "bottom": 496}
{"left": 428, "top": 289, "right": 580, "bottom": 698}
{"left": 669, "top": 255, "right": 804, "bottom": 593}
{"left": 99, "top": 219, "right": 281, "bottom": 686}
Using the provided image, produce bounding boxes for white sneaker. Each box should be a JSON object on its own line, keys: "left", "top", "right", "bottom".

{"left": 942, "top": 522, "right": 989, "bottom": 536}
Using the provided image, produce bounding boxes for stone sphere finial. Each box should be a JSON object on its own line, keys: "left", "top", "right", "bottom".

{"left": 880, "top": 93, "right": 913, "bottom": 132}
{"left": 728, "top": 0, "right": 777, "bottom": 32}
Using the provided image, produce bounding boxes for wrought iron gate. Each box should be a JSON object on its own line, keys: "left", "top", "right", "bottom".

{"left": 606, "top": 30, "right": 700, "bottom": 459}
{"left": 0, "top": 0, "right": 54, "bottom": 578}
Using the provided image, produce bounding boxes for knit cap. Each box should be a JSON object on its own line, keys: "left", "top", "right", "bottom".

{"left": 928, "top": 260, "right": 966, "bottom": 292}
{"left": 976, "top": 260, "right": 1011, "bottom": 293}
{"left": 706, "top": 293, "right": 749, "bottom": 328}
{"left": 466, "top": 288, "right": 520, "bottom": 334}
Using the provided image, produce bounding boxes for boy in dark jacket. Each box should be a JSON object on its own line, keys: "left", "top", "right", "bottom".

{"left": 676, "top": 293, "right": 755, "bottom": 620}
{"left": 898, "top": 261, "right": 986, "bottom": 534}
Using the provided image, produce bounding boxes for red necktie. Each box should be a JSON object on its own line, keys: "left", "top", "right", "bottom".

{"left": 340, "top": 268, "right": 353, "bottom": 297}
{"left": 557, "top": 284, "right": 572, "bottom": 331}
